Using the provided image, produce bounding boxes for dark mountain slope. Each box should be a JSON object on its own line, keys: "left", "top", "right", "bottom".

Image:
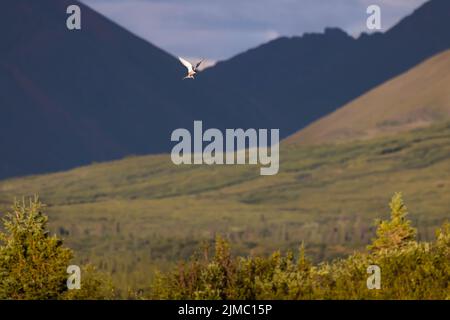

{"left": 201, "top": 0, "right": 450, "bottom": 134}
{"left": 286, "top": 50, "right": 450, "bottom": 144}
{"left": 0, "top": 0, "right": 260, "bottom": 179}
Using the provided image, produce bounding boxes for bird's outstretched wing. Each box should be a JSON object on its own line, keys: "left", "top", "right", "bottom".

{"left": 195, "top": 60, "right": 204, "bottom": 70}
{"left": 178, "top": 57, "right": 193, "bottom": 72}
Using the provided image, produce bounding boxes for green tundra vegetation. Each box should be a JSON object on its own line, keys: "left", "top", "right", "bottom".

{"left": 0, "top": 121, "right": 449, "bottom": 293}
{"left": 0, "top": 194, "right": 448, "bottom": 299}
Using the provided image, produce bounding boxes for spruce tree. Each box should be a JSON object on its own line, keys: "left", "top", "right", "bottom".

{"left": 368, "top": 192, "right": 417, "bottom": 252}
{"left": 0, "top": 197, "right": 73, "bottom": 299}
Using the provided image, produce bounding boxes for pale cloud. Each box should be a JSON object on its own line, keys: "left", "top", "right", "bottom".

{"left": 80, "top": 0, "right": 429, "bottom": 61}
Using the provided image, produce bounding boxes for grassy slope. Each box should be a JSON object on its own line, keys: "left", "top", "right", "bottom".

{"left": 286, "top": 49, "right": 450, "bottom": 145}
{"left": 0, "top": 122, "right": 449, "bottom": 291}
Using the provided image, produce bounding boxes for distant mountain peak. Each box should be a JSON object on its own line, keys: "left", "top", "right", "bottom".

{"left": 323, "top": 27, "right": 349, "bottom": 38}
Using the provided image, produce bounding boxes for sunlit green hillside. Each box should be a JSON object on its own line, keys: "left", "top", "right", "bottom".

{"left": 287, "top": 50, "right": 450, "bottom": 145}
{"left": 1, "top": 122, "right": 449, "bottom": 291}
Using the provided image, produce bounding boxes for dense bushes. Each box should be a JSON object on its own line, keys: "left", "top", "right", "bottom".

{"left": 150, "top": 193, "right": 450, "bottom": 299}
{"left": 0, "top": 194, "right": 448, "bottom": 299}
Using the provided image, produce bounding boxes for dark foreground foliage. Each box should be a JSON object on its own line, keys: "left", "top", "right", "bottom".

{"left": 0, "top": 197, "right": 114, "bottom": 299}
{"left": 0, "top": 194, "right": 448, "bottom": 299}
{"left": 150, "top": 193, "right": 450, "bottom": 299}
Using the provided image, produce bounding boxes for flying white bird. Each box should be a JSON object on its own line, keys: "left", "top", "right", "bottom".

{"left": 178, "top": 57, "right": 203, "bottom": 79}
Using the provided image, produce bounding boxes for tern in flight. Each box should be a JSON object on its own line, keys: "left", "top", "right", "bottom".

{"left": 178, "top": 57, "right": 203, "bottom": 79}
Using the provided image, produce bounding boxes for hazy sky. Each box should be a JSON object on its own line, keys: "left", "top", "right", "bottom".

{"left": 80, "top": 0, "right": 428, "bottom": 63}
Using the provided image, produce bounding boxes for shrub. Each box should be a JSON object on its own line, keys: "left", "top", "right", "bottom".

{"left": 0, "top": 197, "right": 72, "bottom": 299}
{"left": 0, "top": 197, "right": 115, "bottom": 299}
{"left": 150, "top": 193, "right": 450, "bottom": 299}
